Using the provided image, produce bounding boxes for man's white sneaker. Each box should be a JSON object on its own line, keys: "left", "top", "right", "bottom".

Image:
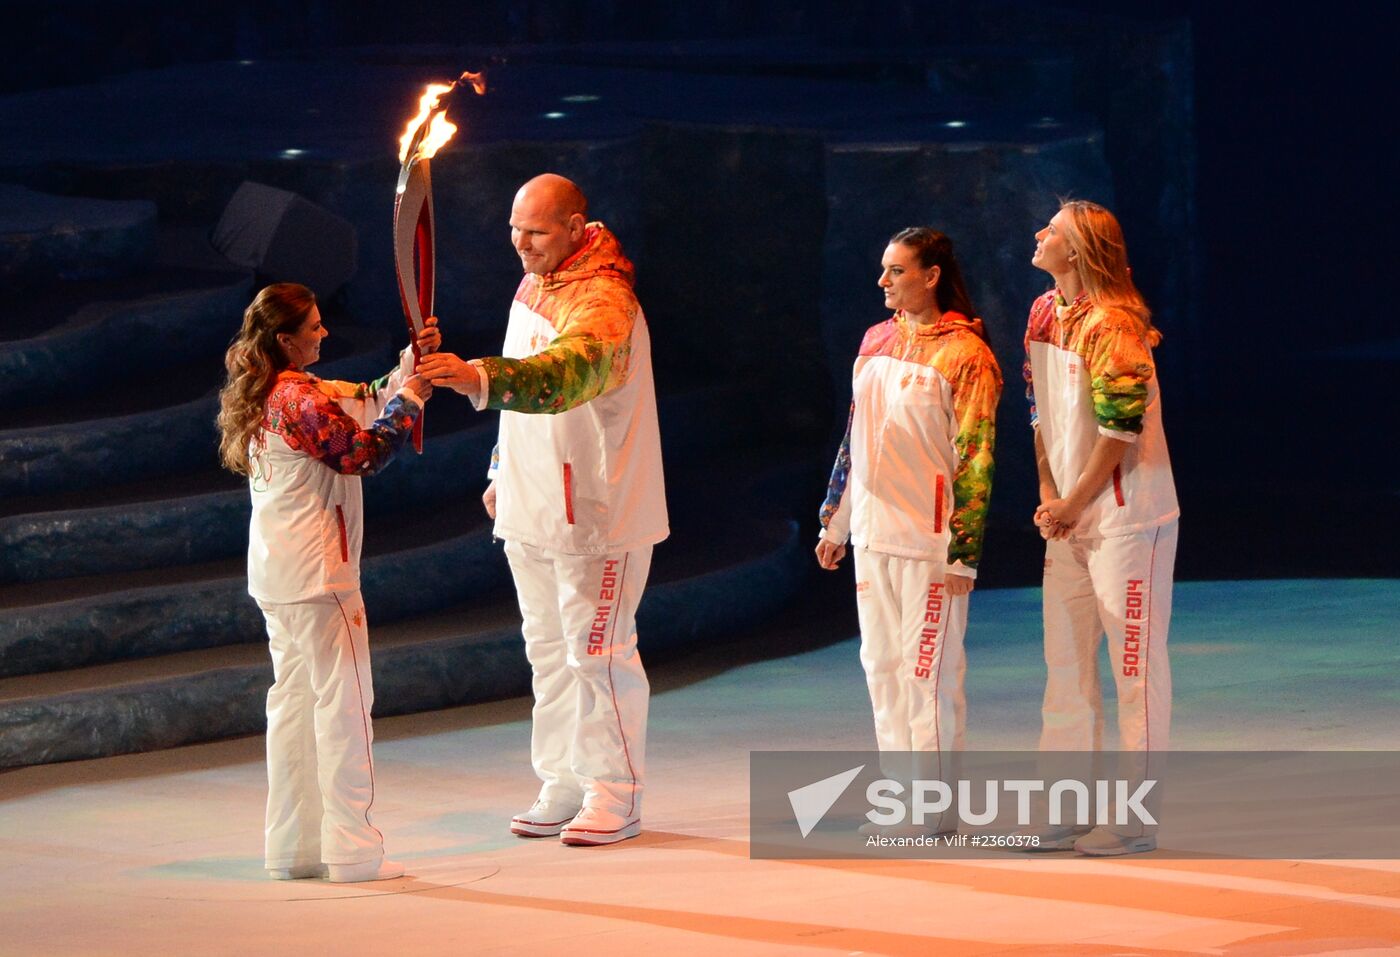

{"left": 267, "top": 863, "right": 328, "bottom": 880}
{"left": 559, "top": 807, "right": 641, "bottom": 846}
{"left": 327, "top": 858, "right": 406, "bottom": 883}
{"left": 511, "top": 799, "right": 583, "bottom": 838}
{"left": 1073, "top": 826, "right": 1157, "bottom": 857}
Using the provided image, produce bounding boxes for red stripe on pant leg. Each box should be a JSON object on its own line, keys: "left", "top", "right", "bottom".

{"left": 1142, "top": 526, "right": 1160, "bottom": 755}
{"left": 930, "top": 582, "right": 944, "bottom": 787}
{"left": 1140, "top": 526, "right": 1161, "bottom": 837}
{"left": 333, "top": 593, "right": 383, "bottom": 847}
{"left": 601, "top": 554, "right": 639, "bottom": 818}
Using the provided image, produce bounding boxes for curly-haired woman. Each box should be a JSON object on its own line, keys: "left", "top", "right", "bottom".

{"left": 217, "top": 283, "right": 436, "bottom": 882}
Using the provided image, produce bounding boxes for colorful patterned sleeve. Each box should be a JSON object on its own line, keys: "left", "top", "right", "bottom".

{"left": 1084, "top": 311, "right": 1154, "bottom": 438}
{"left": 315, "top": 368, "right": 398, "bottom": 404}
{"left": 269, "top": 381, "right": 421, "bottom": 476}
{"left": 353, "top": 372, "right": 395, "bottom": 402}
{"left": 479, "top": 293, "right": 634, "bottom": 415}
{"left": 310, "top": 368, "right": 402, "bottom": 429}
{"left": 1022, "top": 349, "right": 1037, "bottom": 428}
{"left": 818, "top": 402, "right": 855, "bottom": 542}
{"left": 1023, "top": 293, "right": 1055, "bottom": 428}
{"left": 942, "top": 338, "right": 1003, "bottom": 572}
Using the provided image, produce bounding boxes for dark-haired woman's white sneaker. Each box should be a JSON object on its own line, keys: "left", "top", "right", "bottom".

{"left": 327, "top": 858, "right": 406, "bottom": 883}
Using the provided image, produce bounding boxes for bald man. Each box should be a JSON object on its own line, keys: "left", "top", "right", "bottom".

{"left": 420, "top": 174, "right": 668, "bottom": 846}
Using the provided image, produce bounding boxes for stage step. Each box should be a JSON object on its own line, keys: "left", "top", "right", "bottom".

{"left": 0, "top": 517, "right": 805, "bottom": 768}
{"left": 0, "top": 184, "right": 157, "bottom": 291}
{"left": 0, "top": 325, "right": 395, "bottom": 501}
{"left": 0, "top": 267, "right": 251, "bottom": 408}
{"left": 0, "top": 443, "right": 811, "bottom": 676}
{"left": 0, "top": 427, "right": 480, "bottom": 585}
{"left": 0, "top": 508, "right": 504, "bottom": 679}
{"left": 0, "top": 380, "right": 758, "bottom": 585}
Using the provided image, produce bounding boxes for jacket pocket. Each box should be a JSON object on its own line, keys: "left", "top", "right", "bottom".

{"left": 934, "top": 474, "right": 945, "bottom": 533}
{"left": 562, "top": 463, "right": 576, "bottom": 525}
{"left": 1111, "top": 465, "right": 1126, "bottom": 507}
{"left": 335, "top": 505, "right": 349, "bottom": 561}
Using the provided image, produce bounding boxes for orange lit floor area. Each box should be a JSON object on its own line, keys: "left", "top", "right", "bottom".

{"left": 4, "top": 579, "right": 1399, "bottom": 956}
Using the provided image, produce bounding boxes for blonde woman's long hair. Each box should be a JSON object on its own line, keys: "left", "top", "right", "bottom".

{"left": 216, "top": 283, "right": 317, "bottom": 476}
{"left": 1058, "top": 199, "right": 1162, "bottom": 346}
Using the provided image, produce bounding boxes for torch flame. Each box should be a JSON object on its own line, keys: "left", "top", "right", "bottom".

{"left": 461, "top": 70, "right": 487, "bottom": 96}
{"left": 397, "top": 72, "right": 487, "bottom": 165}
{"left": 398, "top": 83, "right": 455, "bottom": 163}
{"left": 415, "top": 111, "right": 459, "bottom": 161}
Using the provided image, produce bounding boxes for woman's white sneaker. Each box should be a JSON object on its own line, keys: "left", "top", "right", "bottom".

{"left": 267, "top": 863, "right": 328, "bottom": 880}
{"left": 327, "top": 858, "right": 406, "bottom": 883}
{"left": 1012, "top": 823, "right": 1093, "bottom": 851}
{"left": 1073, "top": 826, "right": 1157, "bottom": 856}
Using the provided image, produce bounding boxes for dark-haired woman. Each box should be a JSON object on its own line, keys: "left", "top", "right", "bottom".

{"left": 816, "top": 229, "right": 1002, "bottom": 834}
{"left": 216, "top": 283, "right": 437, "bottom": 883}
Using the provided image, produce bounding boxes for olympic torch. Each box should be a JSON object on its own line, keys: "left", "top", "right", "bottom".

{"left": 393, "top": 70, "right": 487, "bottom": 451}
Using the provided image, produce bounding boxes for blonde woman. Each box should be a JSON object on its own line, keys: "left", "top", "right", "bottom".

{"left": 1025, "top": 201, "right": 1179, "bottom": 856}
{"left": 217, "top": 283, "right": 436, "bottom": 882}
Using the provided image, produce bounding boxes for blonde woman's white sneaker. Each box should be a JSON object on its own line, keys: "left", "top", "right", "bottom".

{"left": 1073, "top": 827, "right": 1157, "bottom": 856}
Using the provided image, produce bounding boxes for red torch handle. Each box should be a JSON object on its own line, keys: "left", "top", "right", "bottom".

{"left": 409, "top": 189, "right": 435, "bottom": 453}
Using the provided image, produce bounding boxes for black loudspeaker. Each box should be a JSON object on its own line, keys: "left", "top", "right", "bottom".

{"left": 211, "top": 181, "right": 358, "bottom": 299}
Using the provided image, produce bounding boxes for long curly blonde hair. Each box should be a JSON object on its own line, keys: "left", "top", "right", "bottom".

{"left": 216, "top": 283, "right": 317, "bottom": 476}
{"left": 1058, "top": 200, "right": 1162, "bottom": 346}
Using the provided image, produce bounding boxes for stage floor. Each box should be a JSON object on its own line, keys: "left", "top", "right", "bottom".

{"left": 4, "top": 579, "right": 1398, "bottom": 956}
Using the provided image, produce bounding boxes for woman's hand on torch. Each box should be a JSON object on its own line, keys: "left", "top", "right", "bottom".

{"left": 416, "top": 315, "right": 442, "bottom": 355}
{"left": 403, "top": 374, "right": 434, "bottom": 404}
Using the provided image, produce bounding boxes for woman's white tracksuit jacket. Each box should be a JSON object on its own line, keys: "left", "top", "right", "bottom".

{"left": 820, "top": 312, "right": 1002, "bottom": 792}
{"left": 247, "top": 351, "right": 420, "bottom": 871}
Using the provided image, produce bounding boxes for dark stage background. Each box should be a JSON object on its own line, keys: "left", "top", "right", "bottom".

{"left": 0, "top": 1, "right": 1394, "bottom": 767}
{"left": 8, "top": 0, "right": 1392, "bottom": 580}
